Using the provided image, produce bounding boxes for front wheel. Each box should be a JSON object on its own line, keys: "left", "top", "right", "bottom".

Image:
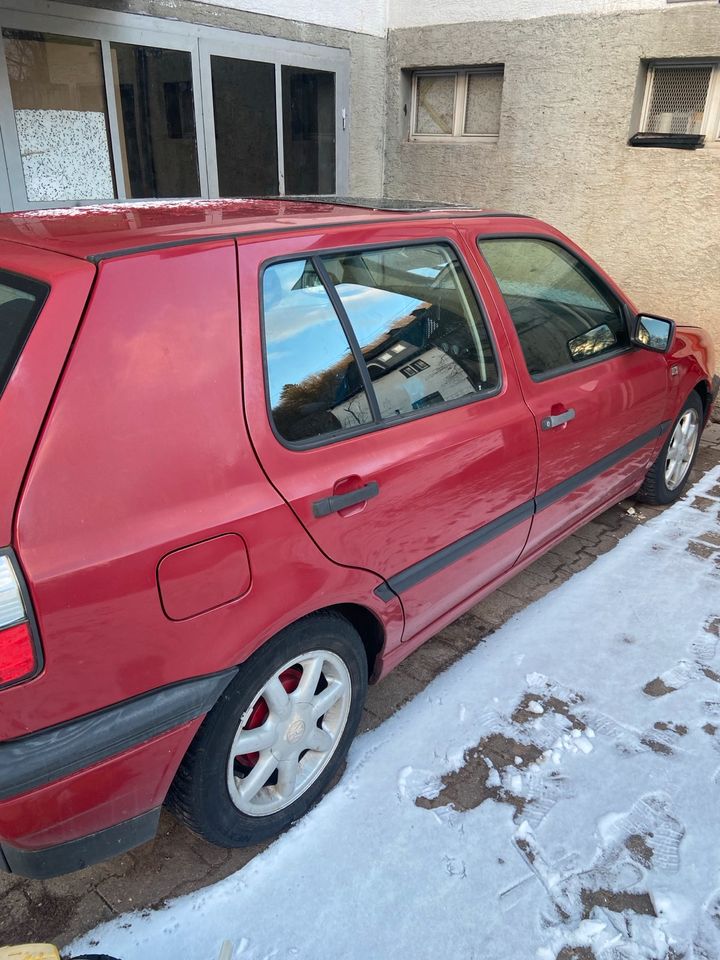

{"left": 167, "top": 612, "right": 368, "bottom": 846}
{"left": 636, "top": 391, "right": 703, "bottom": 505}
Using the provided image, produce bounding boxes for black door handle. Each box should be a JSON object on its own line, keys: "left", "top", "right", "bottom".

{"left": 313, "top": 482, "right": 380, "bottom": 518}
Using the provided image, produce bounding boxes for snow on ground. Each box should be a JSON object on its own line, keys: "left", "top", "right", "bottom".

{"left": 70, "top": 468, "right": 720, "bottom": 960}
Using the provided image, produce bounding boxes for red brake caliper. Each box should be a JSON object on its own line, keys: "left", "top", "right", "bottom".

{"left": 235, "top": 666, "right": 303, "bottom": 768}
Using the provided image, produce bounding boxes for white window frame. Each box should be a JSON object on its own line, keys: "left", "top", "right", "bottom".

{"left": 410, "top": 66, "right": 503, "bottom": 143}
{"left": 639, "top": 59, "right": 720, "bottom": 145}
{"left": 0, "top": 0, "right": 350, "bottom": 211}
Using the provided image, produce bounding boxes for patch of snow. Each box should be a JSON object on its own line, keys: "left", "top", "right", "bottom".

{"left": 69, "top": 467, "right": 720, "bottom": 960}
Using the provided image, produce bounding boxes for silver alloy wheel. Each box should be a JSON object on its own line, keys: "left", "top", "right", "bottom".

{"left": 665, "top": 408, "right": 700, "bottom": 491}
{"left": 226, "top": 650, "right": 352, "bottom": 817}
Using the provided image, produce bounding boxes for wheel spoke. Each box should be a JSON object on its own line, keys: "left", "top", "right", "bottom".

{"left": 263, "top": 676, "right": 292, "bottom": 719}
{"left": 295, "top": 655, "right": 324, "bottom": 701}
{"left": 307, "top": 725, "right": 334, "bottom": 753}
{"left": 275, "top": 758, "right": 298, "bottom": 800}
{"left": 238, "top": 751, "right": 278, "bottom": 801}
{"left": 233, "top": 724, "right": 275, "bottom": 756}
{"left": 311, "top": 679, "right": 345, "bottom": 719}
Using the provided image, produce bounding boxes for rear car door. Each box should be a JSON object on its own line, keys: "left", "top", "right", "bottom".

{"left": 239, "top": 224, "right": 538, "bottom": 641}
{"left": 472, "top": 229, "right": 670, "bottom": 556}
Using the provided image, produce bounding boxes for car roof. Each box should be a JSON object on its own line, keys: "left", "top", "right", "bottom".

{"left": 0, "top": 197, "right": 532, "bottom": 263}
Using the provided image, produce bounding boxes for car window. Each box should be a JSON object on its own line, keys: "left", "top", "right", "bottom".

{"left": 477, "top": 237, "right": 629, "bottom": 378}
{"left": 0, "top": 271, "right": 48, "bottom": 397}
{"left": 321, "top": 243, "right": 499, "bottom": 421}
{"left": 263, "top": 258, "right": 374, "bottom": 443}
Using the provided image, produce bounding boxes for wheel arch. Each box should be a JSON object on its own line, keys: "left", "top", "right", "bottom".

{"left": 693, "top": 378, "right": 713, "bottom": 421}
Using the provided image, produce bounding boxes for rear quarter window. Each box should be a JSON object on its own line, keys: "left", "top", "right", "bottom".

{"left": 0, "top": 271, "right": 49, "bottom": 396}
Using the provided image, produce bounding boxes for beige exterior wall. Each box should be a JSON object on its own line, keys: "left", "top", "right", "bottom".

{"left": 384, "top": 6, "right": 720, "bottom": 358}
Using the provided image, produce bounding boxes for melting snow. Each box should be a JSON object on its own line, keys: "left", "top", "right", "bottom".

{"left": 69, "top": 467, "right": 720, "bottom": 960}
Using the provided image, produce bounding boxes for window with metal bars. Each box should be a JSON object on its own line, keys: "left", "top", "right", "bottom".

{"left": 634, "top": 60, "right": 720, "bottom": 148}
{"left": 410, "top": 67, "right": 504, "bottom": 141}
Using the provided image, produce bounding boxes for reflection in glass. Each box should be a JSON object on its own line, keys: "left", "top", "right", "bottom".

{"left": 111, "top": 43, "right": 200, "bottom": 198}
{"left": 479, "top": 237, "right": 629, "bottom": 377}
{"left": 282, "top": 67, "right": 335, "bottom": 194}
{"left": 636, "top": 316, "right": 672, "bottom": 351}
{"left": 211, "top": 56, "right": 279, "bottom": 196}
{"left": 323, "top": 243, "right": 499, "bottom": 421}
{"left": 567, "top": 323, "right": 617, "bottom": 361}
{"left": 263, "top": 260, "right": 372, "bottom": 442}
{"left": 3, "top": 30, "right": 114, "bottom": 202}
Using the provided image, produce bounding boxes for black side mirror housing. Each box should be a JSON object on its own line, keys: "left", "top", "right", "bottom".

{"left": 632, "top": 314, "right": 675, "bottom": 353}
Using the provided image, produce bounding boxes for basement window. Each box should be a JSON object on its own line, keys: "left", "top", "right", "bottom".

{"left": 411, "top": 67, "right": 504, "bottom": 141}
{"left": 631, "top": 60, "right": 720, "bottom": 149}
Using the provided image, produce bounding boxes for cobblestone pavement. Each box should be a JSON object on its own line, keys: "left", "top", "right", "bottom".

{"left": 2, "top": 422, "right": 720, "bottom": 951}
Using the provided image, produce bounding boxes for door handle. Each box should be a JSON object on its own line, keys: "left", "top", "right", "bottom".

{"left": 313, "top": 481, "right": 380, "bottom": 518}
{"left": 541, "top": 408, "right": 576, "bottom": 430}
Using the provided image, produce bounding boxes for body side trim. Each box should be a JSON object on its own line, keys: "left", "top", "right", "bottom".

{"left": 374, "top": 420, "right": 670, "bottom": 600}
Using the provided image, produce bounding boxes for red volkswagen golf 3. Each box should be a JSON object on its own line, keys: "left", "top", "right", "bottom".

{"left": 0, "top": 199, "right": 716, "bottom": 878}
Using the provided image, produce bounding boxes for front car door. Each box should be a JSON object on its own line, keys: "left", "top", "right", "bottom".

{"left": 469, "top": 226, "right": 671, "bottom": 557}
{"left": 239, "top": 223, "right": 538, "bottom": 644}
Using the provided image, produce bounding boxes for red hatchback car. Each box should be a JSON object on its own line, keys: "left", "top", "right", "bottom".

{"left": 0, "top": 199, "right": 716, "bottom": 878}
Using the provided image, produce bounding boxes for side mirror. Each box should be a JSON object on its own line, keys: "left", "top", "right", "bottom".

{"left": 632, "top": 314, "right": 675, "bottom": 353}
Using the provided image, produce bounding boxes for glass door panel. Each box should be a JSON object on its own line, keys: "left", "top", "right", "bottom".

{"left": 281, "top": 66, "right": 335, "bottom": 195}
{"left": 110, "top": 43, "right": 200, "bottom": 198}
{"left": 2, "top": 29, "right": 115, "bottom": 202}
{"left": 210, "top": 56, "right": 278, "bottom": 196}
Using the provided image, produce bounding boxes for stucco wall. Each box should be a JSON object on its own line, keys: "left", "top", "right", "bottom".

{"left": 388, "top": 0, "right": 707, "bottom": 28}
{"left": 385, "top": 6, "right": 720, "bottom": 357}
{"left": 55, "top": 0, "right": 387, "bottom": 198}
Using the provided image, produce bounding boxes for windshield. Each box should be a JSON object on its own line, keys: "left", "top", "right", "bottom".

{"left": 0, "top": 270, "right": 48, "bottom": 397}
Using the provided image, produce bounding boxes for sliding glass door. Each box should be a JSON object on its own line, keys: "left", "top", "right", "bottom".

{"left": 0, "top": 7, "right": 349, "bottom": 210}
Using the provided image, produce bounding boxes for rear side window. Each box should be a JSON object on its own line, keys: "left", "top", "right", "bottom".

{"left": 262, "top": 243, "right": 499, "bottom": 444}
{"left": 0, "top": 271, "right": 48, "bottom": 396}
{"left": 477, "top": 237, "right": 629, "bottom": 378}
{"left": 263, "top": 258, "right": 374, "bottom": 443}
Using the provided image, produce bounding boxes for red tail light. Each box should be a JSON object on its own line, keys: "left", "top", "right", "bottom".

{"left": 0, "top": 552, "right": 40, "bottom": 686}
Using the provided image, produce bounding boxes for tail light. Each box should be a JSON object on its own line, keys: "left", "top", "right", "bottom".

{"left": 0, "top": 551, "right": 40, "bottom": 687}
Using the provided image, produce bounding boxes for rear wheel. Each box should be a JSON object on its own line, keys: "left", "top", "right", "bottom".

{"left": 636, "top": 391, "right": 703, "bottom": 505}
{"left": 167, "top": 612, "right": 367, "bottom": 846}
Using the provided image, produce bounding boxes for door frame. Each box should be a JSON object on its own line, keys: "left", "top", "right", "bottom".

{"left": 197, "top": 33, "right": 349, "bottom": 198}
{"left": 0, "top": 0, "right": 350, "bottom": 210}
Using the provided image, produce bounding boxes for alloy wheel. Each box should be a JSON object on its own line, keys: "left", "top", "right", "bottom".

{"left": 664, "top": 408, "right": 699, "bottom": 491}
{"left": 226, "top": 650, "right": 352, "bottom": 816}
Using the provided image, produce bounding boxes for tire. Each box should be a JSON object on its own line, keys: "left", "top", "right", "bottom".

{"left": 167, "top": 612, "right": 368, "bottom": 846}
{"left": 636, "top": 391, "right": 703, "bottom": 505}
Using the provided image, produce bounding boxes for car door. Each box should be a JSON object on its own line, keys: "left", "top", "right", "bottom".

{"left": 470, "top": 228, "right": 670, "bottom": 557}
{"left": 239, "top": 224, "right": 538, "bottom": 642}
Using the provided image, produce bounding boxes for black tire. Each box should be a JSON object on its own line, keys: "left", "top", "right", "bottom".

{"left": 636, "top": 391, "right": 704, "bottom": 505}
{"left": 167, "top": 612, "right": 368, "bottom": 846}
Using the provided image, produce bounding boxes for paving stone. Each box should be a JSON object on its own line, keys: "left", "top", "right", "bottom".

{"left": 364, "top": 665, "right": 427, "bottom": 721}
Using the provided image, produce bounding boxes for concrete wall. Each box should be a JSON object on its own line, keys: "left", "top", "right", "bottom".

{"left": 385, "top": 5, "right": 720, "bottom": 356}
{"left": 54, "top": 0, "right": 387, "bottom": 198}
{"left": 388, "top": 0, "right": 707, "bottom": 29}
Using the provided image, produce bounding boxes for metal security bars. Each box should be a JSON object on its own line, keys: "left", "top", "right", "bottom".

{"left": 639, "top": 60, "right": 720, "bottom": 143}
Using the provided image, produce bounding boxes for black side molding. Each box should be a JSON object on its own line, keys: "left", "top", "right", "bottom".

{"left": 0, "top": 668, "right": 237, "bottom": 801}
{"left": 534, "top": 421, "right": 670, "bottom": 512}
{"left": 375, "top": 500, "right": 534, "bottom": 600}
{"left": 0, "top": 807, "right": 161, "bottom": 879}
{"left": 374, "top": 421, "right": 670, "bottom": 600}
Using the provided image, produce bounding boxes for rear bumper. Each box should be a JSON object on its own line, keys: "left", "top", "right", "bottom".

{"left": 0, "top": 668, "right": 236, "bottom": 877}
{"left": 0, "top": 808, "right": 161, "bottom": 879}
